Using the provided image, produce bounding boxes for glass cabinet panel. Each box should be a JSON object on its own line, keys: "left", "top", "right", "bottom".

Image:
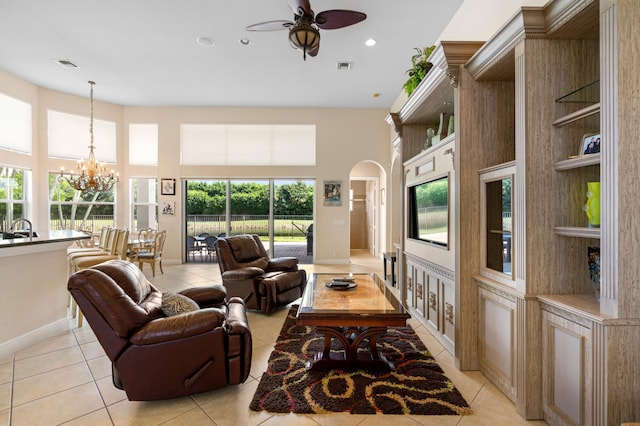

{"left": 480, "top": 163, "right": 515, "bottom": 285}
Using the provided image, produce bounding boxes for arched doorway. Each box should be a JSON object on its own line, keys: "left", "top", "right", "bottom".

{"left": 349, "top": 161, "right": 387, "bottom": 257}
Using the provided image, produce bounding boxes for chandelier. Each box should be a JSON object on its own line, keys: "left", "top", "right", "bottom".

{"left": 59, "top": 81, "right": 119, "bottom": 193}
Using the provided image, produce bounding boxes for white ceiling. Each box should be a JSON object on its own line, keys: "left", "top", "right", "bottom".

{"left": 0, "top": 0, "right": 464, "bottom": 108}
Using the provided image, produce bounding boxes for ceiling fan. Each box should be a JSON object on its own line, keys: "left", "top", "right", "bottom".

{"left": 246, "top": 0, "right": 367, "bottom": 60}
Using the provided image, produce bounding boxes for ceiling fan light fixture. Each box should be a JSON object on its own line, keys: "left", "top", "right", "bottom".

{"left": 288, "top": 19, "right": 320, "bottom": 60}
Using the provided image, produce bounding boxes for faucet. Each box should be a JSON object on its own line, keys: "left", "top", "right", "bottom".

{"left": 10, "top": 218, "right": 33, "bottom": 238}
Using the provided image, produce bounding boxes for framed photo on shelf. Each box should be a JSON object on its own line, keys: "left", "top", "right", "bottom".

{"left": 579, "top": 132, "right": 601, "bottom": 156}
{"left": 323, "top": 180, "right": 342, "bottom": 207}
{"left": 161, "top": 178, "right": 176, "bottom": 195}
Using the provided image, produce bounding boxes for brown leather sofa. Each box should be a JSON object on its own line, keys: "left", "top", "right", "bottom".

{"left": 216, "top": 234, "right": 307, "bottom": 314}
{"left": 67, "top": 259, "right": 252, "bottom": 401}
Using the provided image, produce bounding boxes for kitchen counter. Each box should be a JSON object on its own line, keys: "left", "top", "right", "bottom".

{"left": 0, "top": 229, "right": 89, "bottom": 357}
{"left": 0, "top": 229, "right": 90, "bottom": 251}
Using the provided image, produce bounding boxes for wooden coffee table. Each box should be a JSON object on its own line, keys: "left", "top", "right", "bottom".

{"left": 296, "top": 273, "right": 410, "bottom": 371}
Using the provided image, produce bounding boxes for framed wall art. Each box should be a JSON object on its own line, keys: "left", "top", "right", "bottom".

{"left": 323, "top": 180, "right": 342, "bottom": 207}
{"left": 161, "top": 178, "right": 176, "bottom": 195}
{"left": 161, "top": 201, "right": 175, "bottom": 216}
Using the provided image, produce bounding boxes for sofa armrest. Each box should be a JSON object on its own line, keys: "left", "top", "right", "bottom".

{"left": 179, "top": 285, "right": 227, "bottom": 308}
{"left": 225, "top": 297, "right": 250, "bottom": 335}
{"left": 225, "top": 297, "right": 251, "bottom": 366}
{"left": 129, "top": 308, "right": 226, "bottom": 345}
{"left": 222, "top": 267, "right": 264, "bottom": 281}
{"left": 268, "top": 257, "right": 299, "bottom": 272}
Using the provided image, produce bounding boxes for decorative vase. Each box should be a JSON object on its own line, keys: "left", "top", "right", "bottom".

{"left": 447, "top": 115, "right": 455, "bottom": 135}
{"left": 423, "top": 128, "right": 435, "bottom": 150}
{"left": 436, "top": 112, "right": 449, "bottom": 139}
{"left": 583, "top": 181, "right": 600, "bottom": 227}
{"left": 588, "top": 246, "right": 601, "bottom": 301}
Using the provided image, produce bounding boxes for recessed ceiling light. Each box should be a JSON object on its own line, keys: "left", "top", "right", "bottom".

{"left": 365, "top": 38, "right": 376, "bottom": 47}
{"left": 240, "top": 38, "right": 251, "bottom": 45}
{"left": 196, "top": 36, "right": 214, "bottom": 47}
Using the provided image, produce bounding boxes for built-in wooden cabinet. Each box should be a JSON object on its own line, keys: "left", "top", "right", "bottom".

{"left": 389, "top": 0, "right": 640, "bottom": 424}
{"left": 406, "top": 253, "right": 455, "bottom": 353}
{"left": 389, "top": 41, "right": 483, "bottom": 357}
{"left": 540, "top": 299, "right": 596, "bottom": 426}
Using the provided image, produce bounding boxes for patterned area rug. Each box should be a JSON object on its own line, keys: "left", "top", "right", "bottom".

{"left": 249, "top": 306, "right": 470, "bottom": 415}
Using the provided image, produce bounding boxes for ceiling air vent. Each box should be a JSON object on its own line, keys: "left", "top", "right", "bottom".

{"left": 54, "top": 59, "right": 79, "bottom": 69}
{"left": 337, "top": 62, "right": 352, "bottom": 71}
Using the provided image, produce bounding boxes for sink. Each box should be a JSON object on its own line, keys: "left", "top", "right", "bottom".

{"left": 1, "top": 231, "right": 39, "bottom": 239}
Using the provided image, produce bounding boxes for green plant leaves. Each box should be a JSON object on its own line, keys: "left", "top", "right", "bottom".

{"left": 403, "top": 46, "right": 436, "bottom": 96}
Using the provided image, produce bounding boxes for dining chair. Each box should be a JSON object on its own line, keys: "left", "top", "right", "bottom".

{"left": 134, "top": 230, "right": 167, "bottom": 277}
{"left": 134, "top": 228, "right": 156, "bottom": 255}
{"left": 186, "top": 235, "right": 202, "bottom": 262}
{"left": 69, "top": 228, "right": 130, "bottom": 326}
{"left": 67, "top": 227, "right": 117, "bottom": 277}
{"left": 204, "top": 235, "right": 218, "bottom": 262}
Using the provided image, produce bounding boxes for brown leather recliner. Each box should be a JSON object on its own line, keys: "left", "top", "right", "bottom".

{"left": 216, "top": 234, "right": 307, "bottom": 314}
{"left": 67, "top": 259, "right": 252, "bottom": 401}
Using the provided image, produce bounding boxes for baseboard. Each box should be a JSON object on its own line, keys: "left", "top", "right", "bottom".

{"left": 313, "top": 258, "right": 350, "bottom": 265}
{"left": 0, "top": 318, "right": 70, "bottom": 360}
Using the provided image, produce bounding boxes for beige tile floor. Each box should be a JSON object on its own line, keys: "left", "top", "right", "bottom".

{"left": 0, "top": 251, "right": 548, "bottom": 425}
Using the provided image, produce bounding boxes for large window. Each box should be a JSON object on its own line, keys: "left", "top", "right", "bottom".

{"left": 0, "top": 93, "right": 32, "bottom": 154}
{"left": 131, "top": 178, "right": 158, "bottom": 231}
{"left": 48, "top": 110, "right": 116, "bottom": 162}
{"left": 180, "top": 124, "right": 316, "bottom": 166}
{"left": 0, "top": 167, "right": 29, "bottom": 228}
{"left": 49, "top": 173, "right": 115, "bottom": 232}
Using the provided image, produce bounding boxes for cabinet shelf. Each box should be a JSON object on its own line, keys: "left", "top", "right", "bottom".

{"left": 552, "top": 103, "right": 600, "bottom": 127}
{"left": 555, "top": 153, "right": 600, "bottom": 170}
{"left": 554, "top": 226, "right": 600, "bottom": 238}
{"left": 538, "top": 294, "right": 611, "bottom": 323}
{"left": 555, "top": 80, "right": 599, "bottom": 104}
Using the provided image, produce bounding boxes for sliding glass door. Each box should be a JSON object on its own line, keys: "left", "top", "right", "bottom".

{"left": 185, "top": 179, "right": 314, "bottom": 263}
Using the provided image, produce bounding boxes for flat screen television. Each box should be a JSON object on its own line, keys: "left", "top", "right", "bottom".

{"left": 408, "top": 174, "right": 449, "bottom": 248}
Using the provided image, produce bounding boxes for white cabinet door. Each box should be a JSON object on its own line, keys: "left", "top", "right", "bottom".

{"left": 542, "top": 310, "right": 591, "bottom": 426}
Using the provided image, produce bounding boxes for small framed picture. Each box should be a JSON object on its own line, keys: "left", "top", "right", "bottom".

{"left": 323, "top": 180, "right": 342, "bottom": 207}
{"left": 579, "top": 133, "right": 601, "bottom": 156}
{"left": 161, "top": 178, "right": 176, "bottom": 195}
{"left": 162, "top": 202, "right": 175, "bottom": 216}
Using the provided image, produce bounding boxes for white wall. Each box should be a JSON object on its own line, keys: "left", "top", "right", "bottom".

{"left": 437, "top": 0, "right": 549, "bottom": 42}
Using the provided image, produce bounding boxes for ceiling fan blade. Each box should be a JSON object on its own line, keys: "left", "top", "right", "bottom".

{"left": 287, "top": 0, "right": 312, "bottom": 16}
{"left": 315, "top": 10, "right": 367, "bottom": 30}
{"left": 245, "top": 20, "right": 294, "bottom": 31}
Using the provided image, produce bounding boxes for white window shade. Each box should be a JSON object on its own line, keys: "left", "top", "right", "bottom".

{"left": 181, "top": 124, "right": 316, "bottom": 166}
{"left": 48, "top": 110, "right": 116, "bottom": 162}
{"left": 0, "top": 92, "right": 32, "bottom": 154}
{"left": 129, "top": 123, "right": 158, "bottom": 165}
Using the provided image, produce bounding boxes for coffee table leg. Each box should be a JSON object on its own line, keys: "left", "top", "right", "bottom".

{"left": 307, "top": 326, "right": 393, "bottom": 371}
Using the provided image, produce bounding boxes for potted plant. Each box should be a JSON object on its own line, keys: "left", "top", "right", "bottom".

{"left": 403, "top": 46, "right": 435, "bottom": 97}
